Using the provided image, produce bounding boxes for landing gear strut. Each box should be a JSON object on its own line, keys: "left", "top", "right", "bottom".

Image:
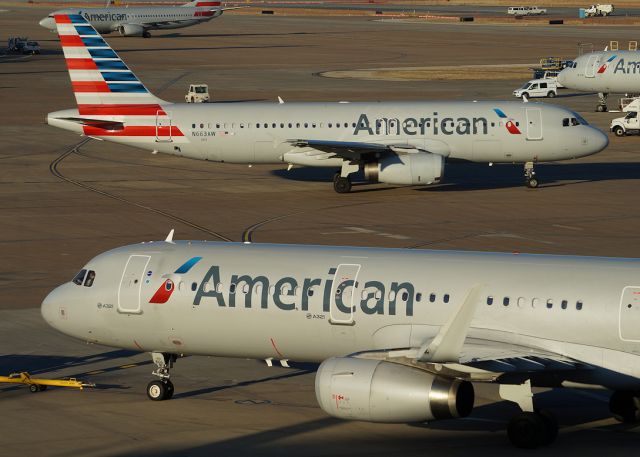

{"left": 147, "top": 352, "right": 177, "bottom": 401}
{"left": 610, "top": 390, "right": 640, "bottom": 423}
{"left": 333, "top": 161, "right": 360, "bottom": 194}
{"left": 596, "top": 92, "right": 609, "bottom": 112}
{"left": 500, "top": 380, "right": 558, "bottom": 448}
{"left": 524, "top": 161, "right": 539, "bottom": 188}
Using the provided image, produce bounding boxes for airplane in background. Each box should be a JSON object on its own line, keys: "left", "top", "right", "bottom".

{"left": 45, "top": 14, "right": 608, "bottom": 192}
{"left": 41, "top": 232, "right": 640, "bottom": 448}
{"left": 558, "top": 50, "right": 640, "bottom": 112}
{"left": 39, "top": 1, "right": 240, "bottom": 38}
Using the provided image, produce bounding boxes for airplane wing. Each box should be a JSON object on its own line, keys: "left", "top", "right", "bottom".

{"left": 288, "top": 139, "right": 424, "bottom": 162}
{"left": 352, "top": 284, "right": 593, "bottom": 382}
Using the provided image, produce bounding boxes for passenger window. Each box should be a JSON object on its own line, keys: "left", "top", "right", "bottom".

{"left": 416, "top": 292, "right": 422, "bottom": 302}
{"left": 401, "top": 292, "right": 409, "bottom": 301}
{"left": 561, "top": 300, "right": 568, "bottom": 309}
{"left": 487, "top": 296, "right": 493, "bottom": 305}
{"left": 443, "top": 294, "right": 450, "bottom": 303}
{"left": 229, "top": 284, "right": 236, "bottom": 294}
{"left": 546, "top": 299, "right": 554, "bottom": 309}
{"left": 429, "top": 293, "right": 436, "bottom": 303}
{"left": 503, "top": 297, "right": 510, "bottom": 306}
{"left": 576, "top": 300, "right": 583, "bottom": 310}
{"left": 72, "top": 269, "right": 87, "bottom": 286}
{"left": 84, "top": 270, "right": 95, "bottom": 287}
{"left": 191, "top": 282, "right": 197, "bottom": 291}
{"left": 308, "top": 288, "right": 314, "bottom": 297}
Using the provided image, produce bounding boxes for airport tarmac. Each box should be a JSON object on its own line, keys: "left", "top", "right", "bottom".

{"left": 1, "top": 6, "right": 640, "bottom": 456}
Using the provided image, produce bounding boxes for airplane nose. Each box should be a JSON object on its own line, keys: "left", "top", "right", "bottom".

{"left": 41, "top": 285, "right": 66, "bottom": 329}
{"left": 557, "top": 69, "right": 567, "bottom": 86}
{"left": 592, "top": 128, "right": 609, "bottom": 153}
{"left": 39, "top": 17, "right": 55, "bottom": 30}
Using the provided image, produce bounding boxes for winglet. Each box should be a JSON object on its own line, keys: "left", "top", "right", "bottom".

{"left": 165, "top": 229, "right": 175, "bottom": 243}
{"left": 418, "top": 284, "right": 484, "bottom": 363}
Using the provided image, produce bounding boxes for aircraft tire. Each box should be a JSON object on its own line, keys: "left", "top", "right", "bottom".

{"left": 613, "top": 126, "right": 625, "bottom": 137}
{"left": 526, "top": 177, "right": 539, "bottom": 188}
{"left": 143, "top": 31, "right": 151, "bottom": 39}
{"left": 333, "top": 174, "right": 352, "bottom": 193}
{"left": 507, "top": 412, "right": 547, "bottom": 449}
{"left": 610, "top": 391, "right": 640, "bottom": 423}
{"left": 165, "top": 380, "right": 175, "bottom": 400}
{"left": 147, "top": 380, "right": 169, "bottom": 401}
{"left": 537, "top": 410, "right": 558, "bottom": 445}
{"left": 596, "top": 104, "right": 607, "bottom": 112}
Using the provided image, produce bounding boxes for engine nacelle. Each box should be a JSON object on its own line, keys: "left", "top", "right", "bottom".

{"left": 118, "top": 24, "right": 145, "bottom": 37}
{"left": 364, "top": 153, "right": 444, "bottom": 185}
{"left": 315, "top": 357, "right": 474, "bottom": 423}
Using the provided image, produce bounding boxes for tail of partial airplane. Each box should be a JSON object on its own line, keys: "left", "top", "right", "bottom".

{"left": 53, "top": 13, "right": 167, "bottom": 116}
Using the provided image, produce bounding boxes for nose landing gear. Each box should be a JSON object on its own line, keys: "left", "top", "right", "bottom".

{"left": 524, "top": 161, "right": 539, "bottom": 188}
{"left": 146, "top": 352, "right": 177, "bottom": 401}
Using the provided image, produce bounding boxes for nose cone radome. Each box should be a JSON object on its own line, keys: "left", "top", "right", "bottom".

{"left": 39, "top": 17, "right": 56, "bottom": 30}
{"left": 41, "top": 284, "right": 66, "bottom": 330}
{"left": 591, "top": 128, "right": 609, "bottom": 154}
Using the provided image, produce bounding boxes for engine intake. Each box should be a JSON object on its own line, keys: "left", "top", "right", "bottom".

{"left": 118, "top": 24, "right": 145, "bottom": 37}
{"left": 364, "top": 153, "right": 444, "bottom": 185}
{"left": 315, "top": 357, "right": 474, "bottom": 423}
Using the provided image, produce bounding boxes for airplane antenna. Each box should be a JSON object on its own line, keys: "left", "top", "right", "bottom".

{"left": 165, "top": 229, "right": 175, "bottom": 243}
{"left": 278, "top": 96, "right": 284, "bottom": 104}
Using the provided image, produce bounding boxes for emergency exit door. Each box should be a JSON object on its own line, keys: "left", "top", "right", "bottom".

{"left": 118, "top": 255, "right": 150, "bottom": 314}
{"left": 619, "top": 286, "right": 640, "bottom": 341}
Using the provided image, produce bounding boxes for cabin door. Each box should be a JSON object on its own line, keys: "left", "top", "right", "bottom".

{"left": 619, "top": 286, "right": 640, "bottom": 341}
{"left": 526, "top": 108, "right": 543, "bottom": 140}
{"left": 118, "top": 255, "right": 151, "bottom": 314}
{"left": 329, "top": 264, "right": 361, "bottom": 325}
{"left": 156, "top": 111, "right": 173, "bottom": 142}
{"left": 585, "top": 55, "right": 599, "bottom": 78}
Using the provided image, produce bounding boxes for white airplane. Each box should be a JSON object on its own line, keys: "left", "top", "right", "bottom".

{"left": 45, "top": 14, "right": 608, "bottom": 192}
{"left": 558, "top": 50, "right": 640, "bottom": 112}
{"left": 39, "top": 1, "right": 239, "bottom": 38}
{"left": 41, "top": 232, "right": 640, "bottom": 448}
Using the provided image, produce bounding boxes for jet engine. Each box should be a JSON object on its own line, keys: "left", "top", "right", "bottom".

{"left": 315, "top": 357, "right": 474, "bottom": 423}
{"left": 118, "top": 24, "right": 145, "bottom": 37}
{"left": 364, "top": 152, "right": 444, "bottom": 185}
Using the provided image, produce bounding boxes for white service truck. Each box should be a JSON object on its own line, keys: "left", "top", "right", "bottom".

{"left": 584, "top": 4, "right": 614, "bottom": 16}
{"left": 185, "top": 84, "right": 210, "bottom": 103}
{"left": 513, "top": 78, "right": 558, "bottom": 99}
{"left": 610, "top": 98, "right": 640, "bottom": 136}
{"left": 507, "top": 6, "right": 547, "bottom": 16}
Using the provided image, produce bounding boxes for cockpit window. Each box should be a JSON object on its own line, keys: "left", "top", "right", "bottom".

{"left": 571, "top": 112, "right": 589, "bottom": 125}
{"left": 84, "top": 270, "right": 96, "bottom": 287}
{"left": 72, "top": 269, "right": 87, "bottom": 285}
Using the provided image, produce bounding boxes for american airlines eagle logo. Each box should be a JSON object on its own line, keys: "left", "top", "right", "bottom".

{"left": 597, "top": 55, "right": 617, "bottom": 74}
{"left": 493, "top": 108, "right": 521, "bottom": 134}
{"left": 149, "top": 256, "right": 203, "bottom": 304}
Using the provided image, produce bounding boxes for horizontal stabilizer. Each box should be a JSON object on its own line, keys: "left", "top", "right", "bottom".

{"left": 58, "top": 117, "right": 124, "bottom": 131}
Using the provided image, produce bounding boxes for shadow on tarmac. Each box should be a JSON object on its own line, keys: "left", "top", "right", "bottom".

{"left": 109, "top": 388, "right": 640, "bottom": 457}
{"left": 272, "top": 162, "right": 640, "bottom": 192}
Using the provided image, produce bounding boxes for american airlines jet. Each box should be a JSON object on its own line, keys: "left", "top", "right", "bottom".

{"left": 41, "top": 233, "right": 640, "bottom": 448}
{"left": 558, "top": 50, "right": 640, "bottom": 112}
{"left": 46, "top": 14, "right": 608, "bottom": 192}
{"left": 39, "top": 1, "right": 237, "bottom": 38}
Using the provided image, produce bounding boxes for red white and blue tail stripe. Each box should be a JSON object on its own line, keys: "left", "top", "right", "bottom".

{"left": 54, "top": 13, "right": 166, "bottom": 113}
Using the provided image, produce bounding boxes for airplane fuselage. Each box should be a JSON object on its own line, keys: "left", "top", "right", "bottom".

{"left": 559, "top": 50, "right": 640, "bottom": 94}
{"left": 48, "top": 101, "right": 607, "bottom": 166}
{"left": 42, "top": 241, "right": 640, "bottom": 391}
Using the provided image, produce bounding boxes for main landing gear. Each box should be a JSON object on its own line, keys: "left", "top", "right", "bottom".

{"left": 146, "top": 352, "right": 177, "bottom": 401}
{"left": 609, "top": 390, "right": 640, "bottom": 423}
{"left": 596, "top": 92, "right": 609, "bottom": 112}
{"left": 142, "top": 31, "right": 151, "bottom": 39}
{"left": 524, "top": 161, "right": 539, "bottom": 188}
{"left": 500, "top": 380, "right": 558, "bottom": 449}
{"left": 333, "top": 161, "right": 360, "bottom": 193}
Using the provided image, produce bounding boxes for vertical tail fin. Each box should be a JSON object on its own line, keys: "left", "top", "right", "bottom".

{"left": 54, "top": 13, "right": 167, "bottom": 116}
